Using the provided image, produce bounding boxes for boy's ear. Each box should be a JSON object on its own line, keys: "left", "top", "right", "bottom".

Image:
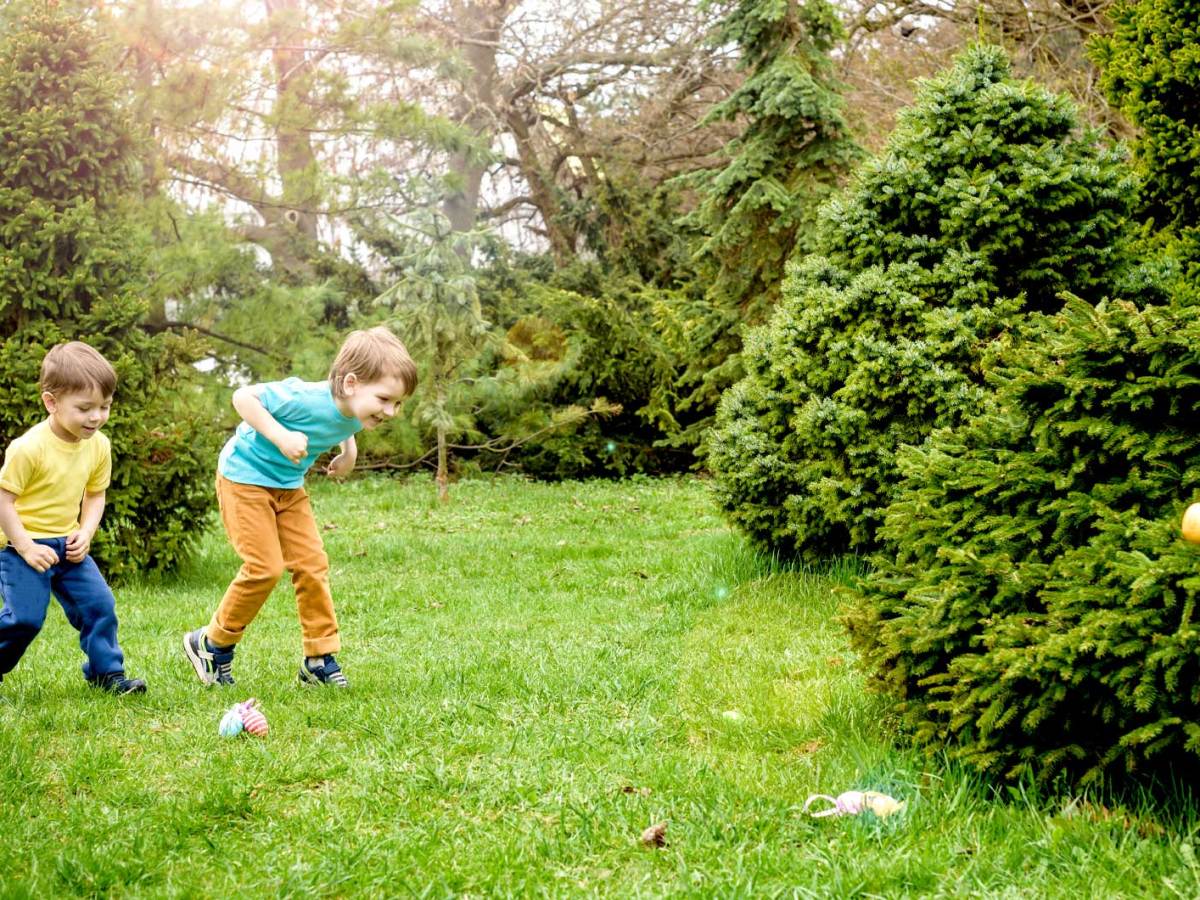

{"left": 41, "top": 391, "right": 57, "bottom": 414}
{"left": 342, "top": 373, "right": 359, "bottom": 393}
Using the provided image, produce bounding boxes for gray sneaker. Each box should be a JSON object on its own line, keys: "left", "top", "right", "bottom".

{"left": 299, "top": 654, "right": 349, "bottom": 688}
{"left": 183, "top": 628, "right": 235, "bottom": 686}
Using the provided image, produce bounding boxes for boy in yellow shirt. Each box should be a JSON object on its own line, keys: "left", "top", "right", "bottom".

{"left": 0, "top": 342, "right": 146, "bottom": 693}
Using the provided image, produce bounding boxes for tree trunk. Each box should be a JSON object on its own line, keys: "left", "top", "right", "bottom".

{"left": 435, "top": 377, "right": 450, "bottom": 503}
{"left": 436, "top": 424, "right": 450, "bottom": 503}
{"left": 264, "top": 0, "right": 321, "bottom": 277}
{"left": 442, "top": 0, "right": 510, "bottom": 237}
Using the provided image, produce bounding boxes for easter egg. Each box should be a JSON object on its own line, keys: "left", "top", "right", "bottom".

{"left": 218, "top": 707, "right": 244, "bottom": 737}
{"left": 1183, "top": 503, "right": 1200, "bottom": 544}
{"left": 239, "top": 699, "right": 269, "bottom": 736}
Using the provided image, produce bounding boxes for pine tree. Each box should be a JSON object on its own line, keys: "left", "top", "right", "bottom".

{"left": 0, "top": 4, "right": 218, "bottom": 578}
{"left": 845, "top": 291, "right": 1199, "bottom": 784}
{"left": 1091, "top": 0, "right": 1200, "bottom": 293}
{"left": 707, "top": 46, "right": 1137, "bottom": 560}
{"left": 667, "top": 0, "right": 861, "bottom": 443}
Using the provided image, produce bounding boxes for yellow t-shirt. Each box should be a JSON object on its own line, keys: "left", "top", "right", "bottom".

{"left": 0, "top": 419, "right": 111, "bottom": 543}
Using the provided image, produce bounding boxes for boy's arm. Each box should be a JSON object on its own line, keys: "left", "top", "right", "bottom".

{"left": 0, "top": 489, "right": 59, "bottom": 573}
{"left": 326, "top": 436, "right": 357, "bottom": 479}
{"left": 233, "top": 385, "right": 308, "bottom": 463}
{"left": 65, "top": 490, "right": 105, "bottom": 563}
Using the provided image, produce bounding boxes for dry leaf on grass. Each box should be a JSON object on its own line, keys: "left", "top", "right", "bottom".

{"left": 640, "top": 821, "right": 667, "bottom": 847}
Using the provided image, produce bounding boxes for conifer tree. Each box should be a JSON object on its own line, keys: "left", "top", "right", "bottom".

{"left": 0, "top": 4, "right": 218, "bottom": 578}
{"left": 707, "top": 46, "right": 1137, "bottom": 560}
{"left": 668, "top": 0, "right": 861, "bottom": 443}
{"left": 845, "top": 291, "right": 1199, "bottom": 784}
{"left": 1091, "top": 0, "right": 1200, "bottom": 292}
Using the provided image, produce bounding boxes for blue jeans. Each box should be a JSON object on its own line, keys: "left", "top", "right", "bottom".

{"left": 0, "top": 538, "right": 125, "bottom": 681}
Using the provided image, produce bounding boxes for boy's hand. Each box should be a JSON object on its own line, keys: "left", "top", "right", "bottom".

{"left": 65, "top": 528, "right": 93, "bottom": 563}
{"left": 326, "top": 451, "right": 355, "bottom": 479}
{"left": 276, "top": 431, "right": 308, "bottom": 464}
{"left": 17, "top": 542, "right": 58, "bottom": 573}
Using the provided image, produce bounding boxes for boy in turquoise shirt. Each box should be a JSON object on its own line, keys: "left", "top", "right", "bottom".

{"left": 184, "top": 327, "right": 417, "bottom": 688}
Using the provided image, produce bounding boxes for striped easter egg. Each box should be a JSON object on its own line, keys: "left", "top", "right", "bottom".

{"left": 238, "top": 699, "right": 269, "bottom": 736}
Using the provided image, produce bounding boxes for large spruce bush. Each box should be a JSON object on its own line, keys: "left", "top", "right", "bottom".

{"left": 708, "top": 46, "right": 1137, "bottom": 560}
{"left": 844, "top": 291, "right": 1200, "bottom": 783}
{"left": 0, "top": 6, "right": 218, "bottom": 578}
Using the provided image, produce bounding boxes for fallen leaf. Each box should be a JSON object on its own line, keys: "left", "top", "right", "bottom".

{"left": 793, "top": 739, "right": 825, "bottom": 756}
{"left": 515, "top": 514, "right": 532, "bottom": 525}
{"left": 640, "top": 821, "right": 667, "bottom": 847}
{"left": 322, "top": 522, "right": 339, "bottom": 531}
{"left": 621, "top": 785, "right": 652, "bottom": 796}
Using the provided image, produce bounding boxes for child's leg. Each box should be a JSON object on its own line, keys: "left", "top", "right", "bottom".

{"left": 275, "top": 487, "right": 340, "bottom": 657}
{"left": 207, "top": 477, "right": 286, "bottom": 647}
{"left": 51, "top": 554, "right": 124, "bottom": 681}
{"left": 0, "top": 543, "right": 56, "bottom": 677}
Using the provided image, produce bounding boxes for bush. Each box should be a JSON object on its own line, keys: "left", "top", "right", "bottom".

{"left": 471, "top": 261, "right": 689, "bottom": 479}
{"left": 707, "top": 45, "right": 1138, "bottom": 561}
{"left": 0, "top": 5, "right": 219, "bottom": 579}
{"left": 844, "top": 292, "right": 1200, "bottom": 784}
{"left": 1092, "top": 0, "right": 1200, "bottom": 299}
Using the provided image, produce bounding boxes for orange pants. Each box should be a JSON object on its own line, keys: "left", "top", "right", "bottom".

{"left": 206, "top": 475, "right": 340, "bottom": 656}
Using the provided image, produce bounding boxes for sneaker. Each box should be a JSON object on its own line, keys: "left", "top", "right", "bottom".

{"left": 299, "top": 654, "right": 349, "bottom": 688}
{"left": 89, "top": 671, "right": 147, "bottom": 695}
{"left": 183, "top": 627, "right": 235, "bottom": 686}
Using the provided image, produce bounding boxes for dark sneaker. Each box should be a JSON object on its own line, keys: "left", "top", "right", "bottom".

{"left": 90, "top": 671, "right": 147, "bottom": 695}
{"left": 183, "top": 627, "right": 235, "bottom": 686}
{"left": 299, "top": 654, "right": 349, "bottom": 688}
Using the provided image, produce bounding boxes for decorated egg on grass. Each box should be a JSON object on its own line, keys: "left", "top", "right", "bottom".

{"left": 218, "top": 698, "right": 269, "bottom": 737}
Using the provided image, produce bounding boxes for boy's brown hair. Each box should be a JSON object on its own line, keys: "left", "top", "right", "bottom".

{"left": 40, "top": 341, "right": 117, "bottom": 398}
{"left": 329, "top": 326, "right": 418, "bottom": 399}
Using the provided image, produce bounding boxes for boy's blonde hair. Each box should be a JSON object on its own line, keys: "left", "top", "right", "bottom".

{"left": 329, "top": 326, "right": 418, "bottom": 399}
{"left": 40, "top": 341, "right": 117, "bottom": 398}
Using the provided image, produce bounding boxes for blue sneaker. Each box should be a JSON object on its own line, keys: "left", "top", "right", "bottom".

{"left": 299, "top": 654, "right": 349, "bottom": 688}
{"left": 183, "top": 628, "right": 235, "bottom": 686}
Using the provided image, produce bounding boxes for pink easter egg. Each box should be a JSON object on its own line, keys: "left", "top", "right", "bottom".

{"left": 239, "top": 699, "right": 269, "bottom": 736}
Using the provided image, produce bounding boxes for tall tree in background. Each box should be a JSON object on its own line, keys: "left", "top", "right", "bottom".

{"left": 1092, "top": 0, "right": 1200, "bottom": 290}
{"left": 665, "top": 0, "right": 862, "bottom": 444}
{"left": 426, "top": 0, "right": 730, "bottom": 260}
{"left": 103, "top": 0, "right": 461, "bottom": 280}
{"left": 838, "top": 0, "right": 1125, "bottom": 150}
{"left": 374, "top": 212, "right": 491, "bottom": 501}
{"left": 0, "top": 3, "right": 219, "bottom": 578}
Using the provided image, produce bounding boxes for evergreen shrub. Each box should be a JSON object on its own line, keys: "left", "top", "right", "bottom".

{"left": 707, "top": 46, "right": 1137, "bottom": 561}
{"left": 0, "top": 6, "right": 219, "bottom": 579}
{"left": 476, "top": 269, "right": 687, "bottom": 478}
{"left": 844, "top": 292, "right": 1200, "bottom": 783}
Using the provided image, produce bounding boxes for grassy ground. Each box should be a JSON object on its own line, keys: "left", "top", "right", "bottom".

{"left": 1, "top": 475, "right": 1198, "bottom": 898}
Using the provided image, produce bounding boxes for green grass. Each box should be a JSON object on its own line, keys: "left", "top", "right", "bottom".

{"left": 1, "top": 475, "right": 1198, "bottom": 897}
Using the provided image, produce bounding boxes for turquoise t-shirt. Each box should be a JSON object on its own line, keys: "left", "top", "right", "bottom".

{"left": 218, "top": 378, "right": 361, "bottom": 489}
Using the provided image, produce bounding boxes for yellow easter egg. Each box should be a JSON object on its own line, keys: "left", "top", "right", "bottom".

{"left": 1182, "top": 503, "right": 1200, "bottom": 544}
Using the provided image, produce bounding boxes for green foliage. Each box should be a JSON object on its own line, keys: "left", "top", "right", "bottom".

{"left": 0, "top": 5, "right": 219, "bottom": 578}
{"left": 708, "top": 45, "right": 1138, "bottom": 561}
{"left": 669, "top": 0, "right": 861, "bottom": 439}
{"left": 845, "top": 294, "right": 1200, "bottom": 784}
{"left": 1092, "top": 0, "right": 1200, "bottom": 297}
{"left": 476, "top": 266, "right": 688, "bottom": 478}
{"left": 1092, "top": 0, "right": 1200, "bottom": 237}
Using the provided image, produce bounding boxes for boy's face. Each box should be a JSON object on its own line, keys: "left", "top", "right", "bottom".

{"left": 340, "top": 373, "right": 409, "bottom": 430}
{"left": 42, "top": 386, "right": 112, "bottom": 443}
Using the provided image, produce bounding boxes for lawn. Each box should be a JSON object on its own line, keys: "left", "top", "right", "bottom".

{"left": 1, "top": 475, "right": 1198, "bottom": 897}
